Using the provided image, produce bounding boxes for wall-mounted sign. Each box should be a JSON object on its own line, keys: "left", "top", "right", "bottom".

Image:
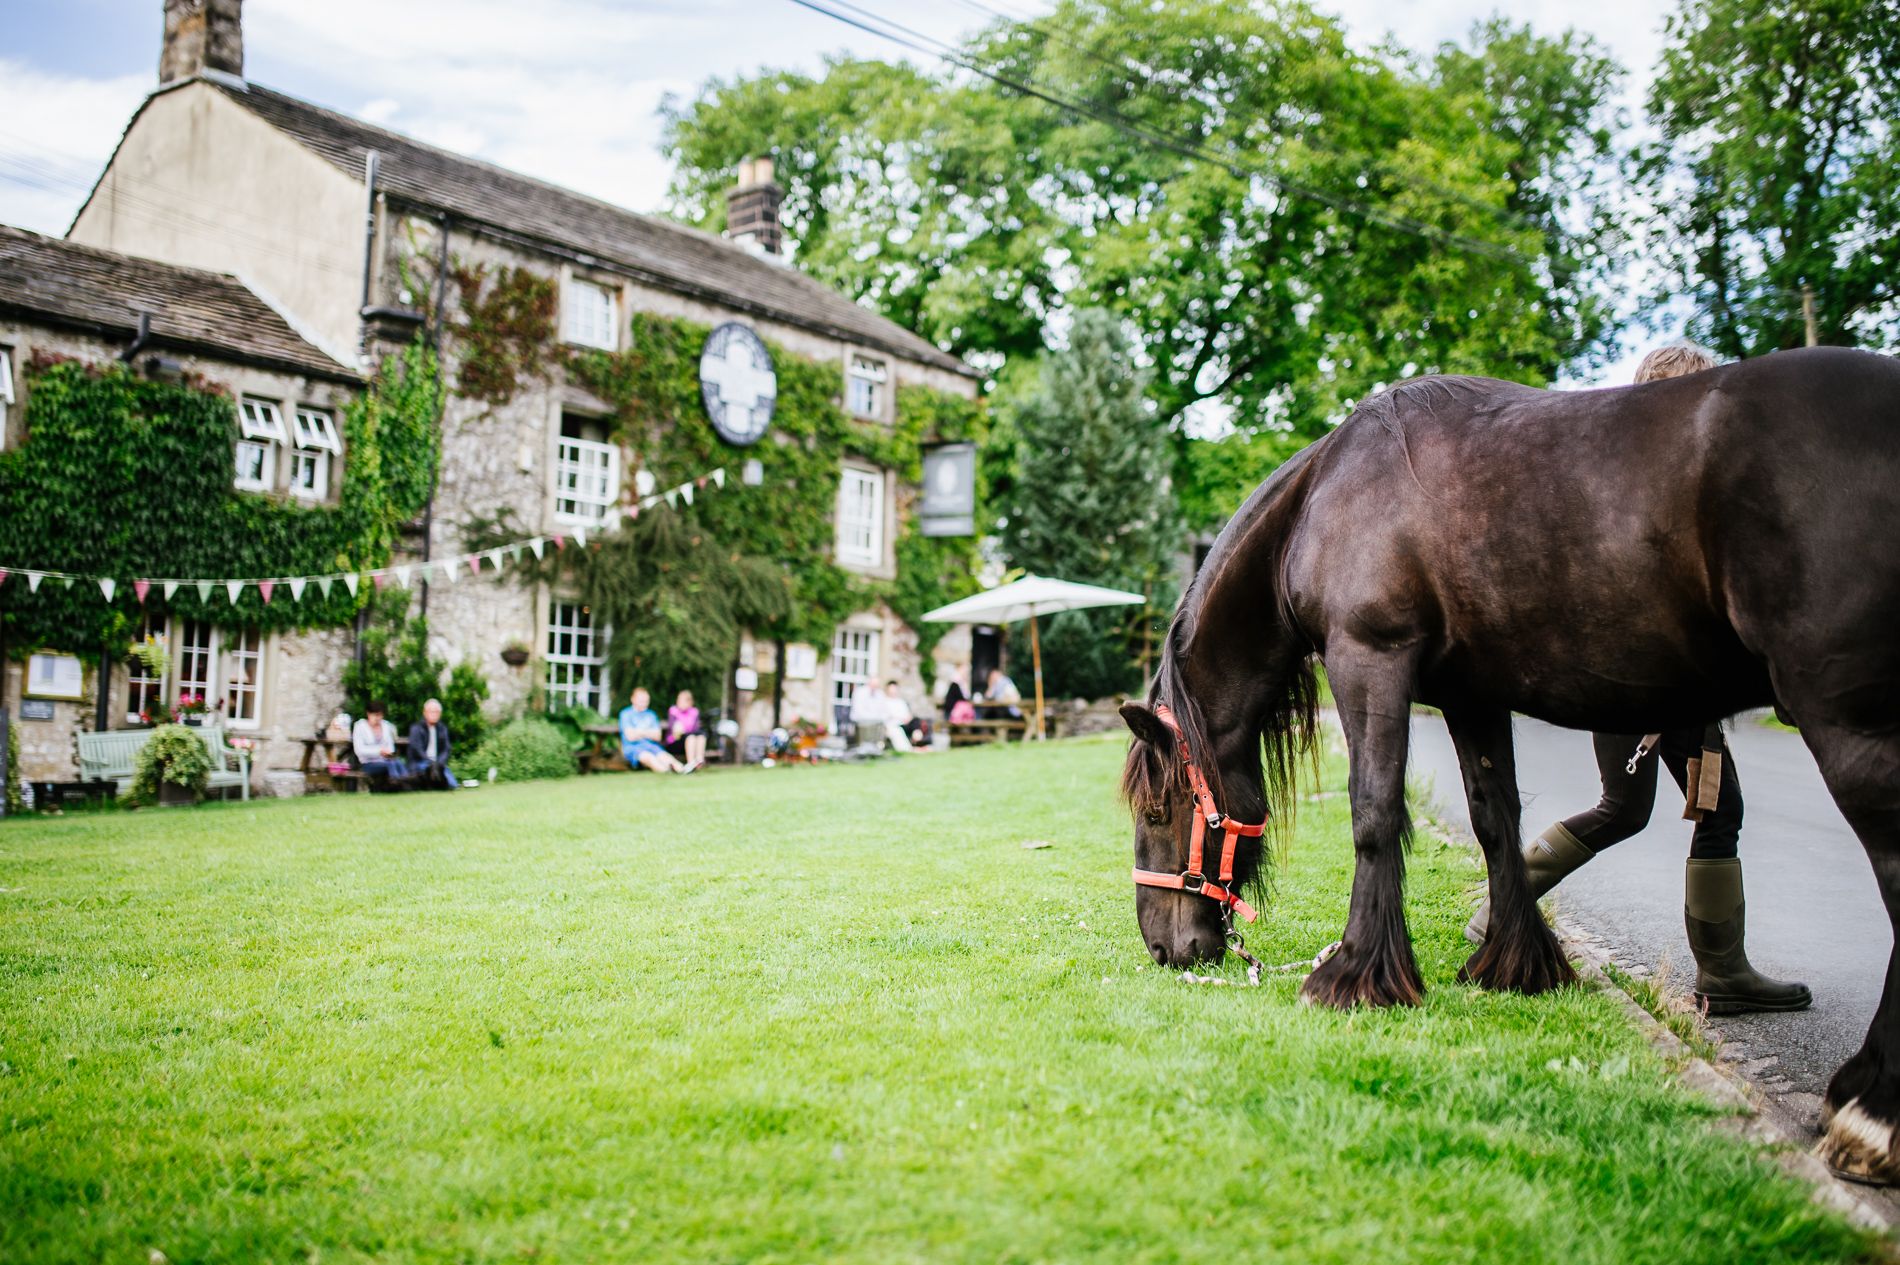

{"left": 25, "top": 653, "right": 84, "bottom": 700}
{"left": 19, "top": 699, "right": 55, "bottom": 721}
{"left": 699, "top": 322, "right": 777, "bottom": 447}
{"left": 734, "top": 666, "right": 760, "bottom": 692}
{"left": 920, "top": 442, "right": 977, "bottom": 537}
{"left": 784, "top": 644, "right": 818, "bottom": 681}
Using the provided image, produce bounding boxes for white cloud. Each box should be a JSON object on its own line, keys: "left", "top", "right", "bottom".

{"left": 0, "top": 60, "right": 151, "bottom": 233}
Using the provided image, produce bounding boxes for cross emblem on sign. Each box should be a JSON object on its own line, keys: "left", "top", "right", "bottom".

{"left": 699, "top": 322, "right": 778, "bottom": 446}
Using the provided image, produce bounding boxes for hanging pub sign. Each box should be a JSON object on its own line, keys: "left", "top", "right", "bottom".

{"left": 919, "top": 442, "right": 977, "bottom": 537}
{"left": 699, "top": 322, "right": 777, "bottom": 447}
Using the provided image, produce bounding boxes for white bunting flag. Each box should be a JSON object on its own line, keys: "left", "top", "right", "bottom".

{"left": 226, "top": 581, "right": 245, "bottom": 604}
{"left": 58, "top": 576, "right": 73, "bottom": 588}
{"left": 487, "top": 549, "right": 505, "bottom": 572}
{"left": 681, "top": 482, "right": 695, "bottom": 506}
{"left": 712, "top": 467, "right": 726, "bottom": 489}
{"left": 530, "top": 538, "right": 545, "bottom": 560}
{"left": 290, "top": 578, "right": 307, "bottom": 601}
{"left": 318, "top": 576, "right": 335, "bottom": 598}
{"left": 26, "top": 571, "right": 43, "bottom": 593}
{"left": 98, "top": 578, "right": 116, "bottom": 602}
{"left": 572, "top": 525, "right": 588, "bottom": 548}
{"left": 196, "top": 580, "right": 213, "bottom": 602}
{"left": 344, "top": 573, "right": 360, "bottom": 597}
{"left": 442, "top": 557, "right": 459, "bottom": 584}
{"left": 163, "top": 581, "right": 180, "bottom": 601}
{"left": 665, "top": 489, "right": 678, "bottom": 508}
{"left": 396, "top": 565, "right": 413, "bottom": 589}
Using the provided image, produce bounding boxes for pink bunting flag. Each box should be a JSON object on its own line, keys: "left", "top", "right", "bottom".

{"left": 552, "top": 534, "right": 566, "bottom": 550}
{"left": 0, "top": 569, "right": 8, "bottom": 586}
{"left": 696, "top": 476, "right": 707, "bottom": 488}
{"left": 134, "top": 580, "right": 151, "bottom": 604}
{"left": 258, "top": 580, "right": 275, "bottom": 604}
{"left": 371, "top": 571, "right": 389, "bottom": 590}
{"left": 468, "top": 555, "right": 483, "bottom": 576}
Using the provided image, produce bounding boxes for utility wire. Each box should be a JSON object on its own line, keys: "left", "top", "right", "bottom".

{"left": 784, "top": 0, "right": 1552, "bottom": 273}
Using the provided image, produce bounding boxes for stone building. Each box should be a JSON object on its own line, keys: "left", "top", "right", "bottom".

{"left": 13, "top": 0, "right": 980, "bottom": 788}
{"left": 0, "top": 223, "right": 360, "bottom": 784}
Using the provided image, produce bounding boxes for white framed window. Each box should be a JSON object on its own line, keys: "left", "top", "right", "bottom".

{"left": 0, "top": 346, "right": 13, "bottom": 443}
{"left": 221, "top": 628, "right": 264, "bottom": 727}
{"left": 288, "top": 408, "right": 338, "bottom": 501}
{"left": 125, "top": 615, "right": 168, "bottom": 724}
{"left": 836, "top": 466, "right": 884, "bottom": 568}
{"left": 564, "top": 277, "right": 618, "bottom": 350}
{"left": 830, "top": 626, "right": 877, "bottom": 721}
{"left": 176, "top": 618, "right": 215, "bottom": 704}
{"left": 555, "top": 415, "right": 618, "bottom": 524}
{"left": 236, "top": 398, "right": 286, "bottom": 492}
{"left": 846, "top": 354, "right": 887, "bottom": 419}
{"left": 545, "top": 601, "right": 608, "bottom": 713}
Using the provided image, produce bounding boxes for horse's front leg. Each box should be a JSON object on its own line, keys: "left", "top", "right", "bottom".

{"left": 1442, "top": 705, "right": 1575, "bottom": 994}
{"left": 1302, "top": 647, "right": 1425, "bottom": 1009}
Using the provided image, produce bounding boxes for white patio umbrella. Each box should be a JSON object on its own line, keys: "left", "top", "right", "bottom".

{"left": 921, "top": 575, "right": 1145, "bottom": 739}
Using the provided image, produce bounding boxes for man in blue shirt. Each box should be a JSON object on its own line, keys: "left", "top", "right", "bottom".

{"left": 620, "top": 687, "right": 690, "bottom": 774}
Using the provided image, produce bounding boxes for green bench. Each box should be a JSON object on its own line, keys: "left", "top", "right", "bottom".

{"left": 75, "top": 727, "right": 252, "bottom": 801}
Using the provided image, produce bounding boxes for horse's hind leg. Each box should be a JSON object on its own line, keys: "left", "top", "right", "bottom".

{"left": 1301, "top": 645, "right": 1425, "bottom": 1009}
{"left": 1801, "top": 722, "right": 1900, "bottom": 1183}
{"left": 1442, "top": 705, "right": 1576, "bottom": 995}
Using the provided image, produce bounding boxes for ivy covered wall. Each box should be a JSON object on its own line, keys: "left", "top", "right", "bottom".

{"left": 0, "top": 343, "right": 441, "bottom": 656}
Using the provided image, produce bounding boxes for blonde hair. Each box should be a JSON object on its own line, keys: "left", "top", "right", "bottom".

{"left": 1633, "top": 343, "right": 1717, "bottom": 383}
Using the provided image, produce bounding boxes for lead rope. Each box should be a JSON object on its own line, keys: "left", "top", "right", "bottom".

{"left": 1179, "top": 903, "right": 1341, "bottom": 987}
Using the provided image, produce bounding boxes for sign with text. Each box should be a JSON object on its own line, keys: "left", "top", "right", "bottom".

{"left": 920, "top": 443, "right": 976, "bottom": 537}
{"left": 20, "top": 699, "right": 54, "bottom": 721}
{"left": 26, "top": 653, "right": 84, "bottom": 700}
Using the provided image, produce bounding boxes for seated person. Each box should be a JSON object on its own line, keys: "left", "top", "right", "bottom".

{"left": 940, "top": 664, "right": 971, "bottom": 723}
{"left": 665, "top": 689, "right": 707, "bottom": 771}
{"left": 620, "top": 687, "right": 691, "bottom": 774}
{"left": 881, "top": 680, "right": 931, "bottom": 752}
{"left": 406, "top": 697, "right": 458, "bottom": 788}
{"left": 352, "top": 701, "right": 409, "bottom": 780}
{"left": 848, "top": 681, "right": 889, "bottom": 745}
{"left": 978, "top": 667, "right": 1023, "bottom": 720}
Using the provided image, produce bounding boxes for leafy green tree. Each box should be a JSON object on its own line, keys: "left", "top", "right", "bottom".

{"left": 1642, "top": 0, "right": 1900, "bottom": 355}
{"left": 1001, "top": 309, "right": 1174, "bottom": 698}
{"left": 666, "top": 3, "right": 1626, "bottom": 443}
{"left": 342, "top": 594, "right": 491, "bottom": 749}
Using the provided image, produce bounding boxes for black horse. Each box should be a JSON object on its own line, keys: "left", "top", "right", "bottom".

{"left": 1120, "top": 346, "right": 1900, "bottom": 1183}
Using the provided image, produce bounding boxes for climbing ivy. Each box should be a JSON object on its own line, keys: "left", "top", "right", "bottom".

{"left": 448, "top": 262, "right": 557, "bottom": 405}
{"left": 0, "top": 343, "right": 442, "bottom": 656}
{"left": 460, "top": 297, "right": 985, "bottom": 687}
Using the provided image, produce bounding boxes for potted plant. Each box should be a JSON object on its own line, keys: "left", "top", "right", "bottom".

{"left": 175, "top": 691, "right": 210, "bottom": 726}
{"left": 500, "top": 639, "right": 532, "bottom": 667}
{"left": 130, "top": 724, "right": 213, "bottom": 806}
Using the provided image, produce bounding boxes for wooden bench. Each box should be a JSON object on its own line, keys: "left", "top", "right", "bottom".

{"left": 76, "top": 726, "right": 252, "bottom": 800}
{"left": 948, "top": 718, "right": 1029, "bottom": 746}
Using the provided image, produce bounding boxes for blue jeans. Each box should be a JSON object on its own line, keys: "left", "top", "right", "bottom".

{"left": 361, "top": 758, "right": 409, "bottom": 781}
{"left": 412, "top": 758, "right": 458, "bottom": 788}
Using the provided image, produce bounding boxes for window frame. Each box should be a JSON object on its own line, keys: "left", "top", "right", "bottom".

{"left": 835, "top": 466, "right": 885, "bottom": 568}
{"left": 234, "top": 438, "right": 275, "bottom": 492}
{"left": 554, "top": 432, "right": 619, "bottom": 524}
{"left": 154, "top": 617, "right": 265, "bottom": 730}
{"left": 830, "top": 626, "right": 878, "bottom": 722}
{"left": 125, "top": 615, "right": 168, "bottom": 724}
{"left": 545, "top": 600, "right": 609, "bottom": 713}
{"left": 220, "top": 627, "right": 264, "bottom": 728}
{"left": 563, "top": 277, "right": 619, "bottom": 351}
{"left": 288, "top": 447, "right": 329, "bottom": 500}
{"left": 846, "top": 354, "right": 888, "bottom": 420}
{"left": 0, "top": 345, "right": 13, "bottom": 442}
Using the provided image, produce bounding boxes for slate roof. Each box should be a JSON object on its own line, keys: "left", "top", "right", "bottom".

{"left": 201, "top": 78, "right": 976, "bottom": 378}
{"left": 0, "top": 223, "right": 356, "bottom": 381}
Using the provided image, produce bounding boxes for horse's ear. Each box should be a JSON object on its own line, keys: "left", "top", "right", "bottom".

{"left": 1120, "top": 702, "right": 1173, "bottom": 751}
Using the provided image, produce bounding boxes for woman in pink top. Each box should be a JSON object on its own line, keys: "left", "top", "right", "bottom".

{"left": 666, "top": 690, "right": 707, "bottom": 771}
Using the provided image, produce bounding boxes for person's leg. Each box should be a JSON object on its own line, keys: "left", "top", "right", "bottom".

{"left": 1468, "top": 731, "right": 1657, "bottom": 943}
{"left": 638, "top": 751, "right": 685, "bottom": 774}
{"left": 1655, "top": 731, "right": 1811, "bottom": 1013}
{"left": 689, "top": 733, "right": 706, "bottom": 765}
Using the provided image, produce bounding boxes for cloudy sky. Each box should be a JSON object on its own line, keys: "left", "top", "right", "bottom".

{"left": 1, "top": 0, "right": 1674, "bottom": 379}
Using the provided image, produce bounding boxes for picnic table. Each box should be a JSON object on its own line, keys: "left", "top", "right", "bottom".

{"left": 580, "top": 723, "right": 625, "bottom": 772}
{"left": 948, "top": 714, "right": 1069, "bottom": 746}
{"left": 299, "top": 735, "right": 407, "bottom": 793}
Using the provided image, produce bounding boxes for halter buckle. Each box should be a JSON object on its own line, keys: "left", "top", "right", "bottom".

{"left": 1205, "top": 810, "right": 1224, "bottom": 830}
{"left": 1181, "top": 871, "right": 1207, "bottom": 894}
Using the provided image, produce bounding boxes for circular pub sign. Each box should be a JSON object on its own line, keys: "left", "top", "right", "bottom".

{"left": 698, "top": 322, "right": 777, "bottom": 446}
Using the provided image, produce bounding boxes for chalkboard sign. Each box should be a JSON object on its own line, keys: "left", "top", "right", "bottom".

{"left": 20, "top": 699, "right": 55, "bottom": 721}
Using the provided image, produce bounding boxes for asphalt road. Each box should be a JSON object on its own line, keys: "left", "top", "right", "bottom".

{"left": 1409, "top": 712, "right": 1891, "bottom": 1109}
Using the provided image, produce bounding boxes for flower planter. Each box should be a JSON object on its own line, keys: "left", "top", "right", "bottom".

{"left": 158, "top": 781, "right": 197, "bottom": 807}
{"left": 500, "top": 647, "right": 531, "bottom": 667}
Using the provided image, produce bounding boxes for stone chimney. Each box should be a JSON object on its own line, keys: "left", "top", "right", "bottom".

{"left": 726, "top": 157, "right": 784, "bottom": 256}
{"left": 160, "top": 0, "right": 244, "bottom": 84}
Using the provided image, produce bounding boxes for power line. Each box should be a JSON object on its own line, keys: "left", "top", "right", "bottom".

{"left": 783, "top": 0, "right": 1552, "bottom": 274}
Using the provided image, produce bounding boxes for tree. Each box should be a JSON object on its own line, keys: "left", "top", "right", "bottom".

{"left": 342, "top": 593, "right": 491, "bottom": 749}
{"left": 1641, "top": 0, "right": 1900, "bottom": 356}
{"left": 665, "top": 3, "right": 1627, "bottom": 444}
{"left": 1000, "top": 309, "right": 1175, "bottom": 698}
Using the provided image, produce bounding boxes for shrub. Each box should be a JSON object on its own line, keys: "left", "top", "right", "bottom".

{"left": 130, "top": 724, "right": 213, "bottom": 804}
{"left": 465, "top": 717, "right": 576, "bottom": 783}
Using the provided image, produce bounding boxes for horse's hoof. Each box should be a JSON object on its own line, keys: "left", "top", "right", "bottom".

{"left": 1457, "top": 926, "right": 1576, "bottom": 995}
{"left": 1299, "top": 946, "right": 1424, "bottom": 1010}
{"left": 1817, "top": 1099, "right": 1900, "bottom": 1187}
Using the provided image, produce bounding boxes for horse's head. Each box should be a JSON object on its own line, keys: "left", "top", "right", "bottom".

{"left": 1119, "top": 699, "right": 1252, "bottom": 967}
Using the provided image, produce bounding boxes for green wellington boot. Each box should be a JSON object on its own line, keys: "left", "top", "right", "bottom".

{"left": 1684, "top": 858, "right": 1813, "bottom": 1014}
{"left": 1464, "top": 822, "right": 1597, "bottom": 944}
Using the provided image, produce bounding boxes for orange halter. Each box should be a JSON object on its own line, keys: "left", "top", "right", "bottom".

{"left": 1129, "top": 703, "right": 1266, "bottom": 923}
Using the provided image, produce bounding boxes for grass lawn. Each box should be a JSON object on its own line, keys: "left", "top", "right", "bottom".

{"left": 1, "top": 737, "right": 1878, "bottom": 1263}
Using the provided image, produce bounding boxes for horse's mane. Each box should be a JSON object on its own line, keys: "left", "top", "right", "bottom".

{"left": 1120, "top": 450, "right": 1323, "bottom": 892}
